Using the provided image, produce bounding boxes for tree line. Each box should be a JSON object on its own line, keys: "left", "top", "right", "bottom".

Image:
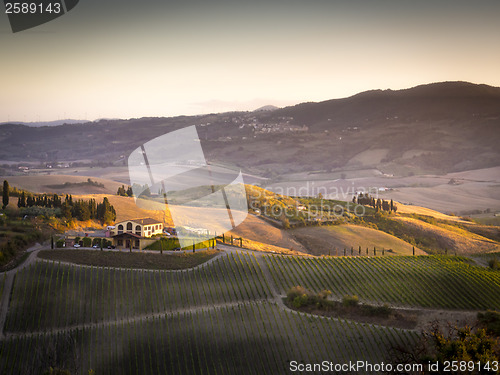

{"left": 117, "top": 184, "right": 152, "bottom": 198}
{"left": 116, "top": 185, "right": 134, "bottom": 197}
{"left": 2, "top": 179, "right": 116, "bottom": 224}
{"left": 353, "top": 193, "right": 397, "bottom": 213}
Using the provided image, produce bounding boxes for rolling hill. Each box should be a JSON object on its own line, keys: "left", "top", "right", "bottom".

{"left": 5, "top": 175, "right": 124, "bottom": 195}
{"left": 289, "top": 224, "right": 425, "bottom": 256}
{"left": 0, "top": 81, "right": 498, "bottom": 177}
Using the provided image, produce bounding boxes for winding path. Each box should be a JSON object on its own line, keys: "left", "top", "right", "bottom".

{"left": 0, "top": 242, "right": 480, "bottom": 341}
{"left": 0, "top": 242, "right": 46, "bottom": 339}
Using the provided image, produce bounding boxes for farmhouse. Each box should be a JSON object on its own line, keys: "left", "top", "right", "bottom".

{"left": 110, "top": 218, "right": 164, "bottom": 250}
{"left": 111, "top": 218, "right": 163, "bottom": 237}
{"left": 64, "top": 218, "right": 166, "bottom": 250}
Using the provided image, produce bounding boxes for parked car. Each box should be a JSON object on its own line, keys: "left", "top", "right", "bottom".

{"left": 107, "top": 245, "right": 116, "bottom": 249}
{"left": 73, "top": 244, "right": 81, "bottom": 248}
{"left": 92, "top": 244, "right": 99, "bottom": 248}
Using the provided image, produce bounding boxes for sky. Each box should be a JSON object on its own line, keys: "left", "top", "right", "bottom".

{"left": 1, "top": 0, "right": 500, "bottom": 122}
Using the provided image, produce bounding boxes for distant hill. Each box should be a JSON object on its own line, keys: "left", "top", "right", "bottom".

{"left": 0, "top": 119, "right": 90, "bottom": 127}
{"left": 253, "top": 105, "right": 279, "bottom": 112}
{"left": 0, "top": 81, "right": 498, "bottom": 177}
{"left": 271, "top": 81, "right": 500, "bottom": 128}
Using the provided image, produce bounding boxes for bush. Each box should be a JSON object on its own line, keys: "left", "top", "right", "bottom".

{"left": 478, "top": 310, "right": 500, "bottom": 336}
{"left": 55, "top": 239, "right": 65, "bottom": 248}
{"left": 82, "top": 237, "right": 92, "bottom": 247}
{"left": 287, "top": 286, "right": 315, "bottom": 307}
{"left": 317, "top": 289, "right": 332, "bottom": 300}
{"left": 488, "top": 258, "right": 500, "bottom": 270}
{"left": 342, "top": 294, "right": 359, "bottom": 307}
{"left": 20, "top": 206, "right": 61, "bottom": 218}
{"left": 292, "top": 294, "right": 311, "bottom": 308}
{"left": 287, "top": 286, "right": 309, "bottom": 301}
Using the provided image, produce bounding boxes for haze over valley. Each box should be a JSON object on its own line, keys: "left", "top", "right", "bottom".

{"left": 1, "top": 81, "right": 499, "bottom": 216}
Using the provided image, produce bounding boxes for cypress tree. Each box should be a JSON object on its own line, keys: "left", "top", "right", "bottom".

{"left": 2, "top": 180, "right": 9, "bottom": 209}
{"left": 18, "top": 191, "right": 26, "bottom": 208}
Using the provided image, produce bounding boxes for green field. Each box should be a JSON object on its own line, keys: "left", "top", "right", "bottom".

{"left": 0, "top": 250, "right": 499, "bottom": 374}
{"left": 265, "top": 255, "right": 500, "bottom": 309}
{"left": 37, "top": 249, "right": 219, "bottom": 270}
{"left": 0, "top": 300, "right": 418, "bottom": 375}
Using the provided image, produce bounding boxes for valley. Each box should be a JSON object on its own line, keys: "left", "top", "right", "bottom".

{"left": 0, "top": 81, "right": 499, "bottom": 374}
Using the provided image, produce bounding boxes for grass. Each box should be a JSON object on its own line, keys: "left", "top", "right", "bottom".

{"left": 1, "top": 251, "right": 31, "bottom": 272}
{"left": 37, "top": 248, "right": 220, "bottom": 270}
{"left": 226, "top": 234, "right": 308, "bottom": 255}
{"left": 392, "top": 216, "right": 499, "bottom": 254}
{"left": 144, "top": 237, "right": 213, "bottom": 251}
{"left": 289, "top": 224, "right": 423, "bottom": 256}
{"left": 473, "top": 216, "right": 500, "bottom": 226}
{"left": 0, "top": 215, "right": 47, "bottom": 269}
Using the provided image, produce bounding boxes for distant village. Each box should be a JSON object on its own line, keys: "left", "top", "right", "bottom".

{"left": 198, "top": 115, "right": 309, "bottom": 142}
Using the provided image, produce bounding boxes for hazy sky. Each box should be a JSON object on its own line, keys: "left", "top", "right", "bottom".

{"left": 1, "top": 0, "right": 499, "bottom": 122}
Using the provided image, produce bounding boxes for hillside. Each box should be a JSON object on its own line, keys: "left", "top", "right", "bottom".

{"left": 289, "top": 224, "right": 425, "bottom": 256}
{"left": 228, "top": 214, "right": 308, "bottom": 254}
{"left": 74, "top": 194, "right": 173, "bottom": 226}
{"left": 5, "top": 175, "right": 124, "bottom": 195}
{"left": 0, "top": 81, "right": 498, "bottom": 178}
{"left": 272, "top": 81, "right": 500, "bottom": 127}
{"left": 5, "top": 173, "right": 499, "bottom": 256}
{"left": 392, "top": 216, "right": 500, "bottom": 255}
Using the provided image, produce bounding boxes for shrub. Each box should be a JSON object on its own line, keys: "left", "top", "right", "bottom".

{"left": 287, "top": 286, "right": 318, "bottom": 308}
{"left": 55, "top": 239, "right": 65, "bottom": 248}
{"left": 478, "top": 310, "right": 500, "bottom": 336}
{"left": 287, "top": 286, "right": 309, "bottom": 302}
{"left": 82, "top": 237, "right": 92, "bottom": 247}
{"left": 315, "top": 290, "right": 333, "bottom": 309}
{"left": 488, "top": 258, "right": 500, "bottom": 270}
{"left": 292, "top": 294, "right": 311, "bottom": 308}
{"left": 317, "top": 289, "right": 332, "bottom": 300}
{"left": 342, "top": 294, "right": 359, "bottom": 307}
